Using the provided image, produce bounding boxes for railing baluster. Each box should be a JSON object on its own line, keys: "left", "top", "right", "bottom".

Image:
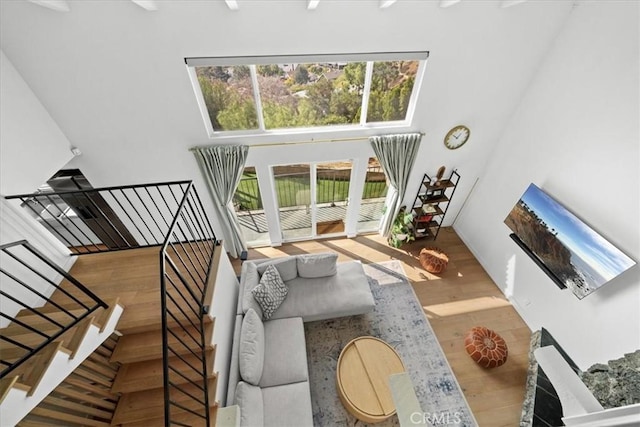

{"left": 133, "top": 188, "right": 166, "bottom": 241}
{"left": 108, "top": 189, "right": 151, "bottom": 246}
{"left": 0, "top": 241, "right": 107, "bottom": 379}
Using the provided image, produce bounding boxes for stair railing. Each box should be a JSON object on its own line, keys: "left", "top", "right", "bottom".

{"left": 160, "top": 182, "right": 218, "bottom": 426}
{"left": 5, "top": 180, "right": 219, "bottom": 425}
{"left": 0, "top": 240, "right": 108, "bottom": 379}
{"left": 5, "top": 181, "right": 199, "bottom": 255}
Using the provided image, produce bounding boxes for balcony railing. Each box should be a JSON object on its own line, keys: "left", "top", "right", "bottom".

{"left": 6, "top": 181, "right": 200, "bottom": 255}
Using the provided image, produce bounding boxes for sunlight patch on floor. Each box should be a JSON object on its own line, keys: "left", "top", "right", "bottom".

{"left": 423, "top": 296, "right": 511, "bottom": 319}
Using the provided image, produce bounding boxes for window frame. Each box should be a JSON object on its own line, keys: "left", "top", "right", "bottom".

{"left": 185, "top": 51, "right": 429, "bottom": 138}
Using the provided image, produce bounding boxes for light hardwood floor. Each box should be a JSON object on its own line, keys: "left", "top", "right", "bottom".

{"left": 231, "top": 227, "right": 531, "bottom": 427}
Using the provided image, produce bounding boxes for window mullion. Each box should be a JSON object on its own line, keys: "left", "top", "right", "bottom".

{"left": 250, "top": 65, "right": 266, "bottom": 131}
{"left": 360, "top": 61, "right": 374, "bottom": 126}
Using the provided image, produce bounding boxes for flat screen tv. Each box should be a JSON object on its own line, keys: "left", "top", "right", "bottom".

{"left": 505, "top": 183, "right": 636, "bottom": 299}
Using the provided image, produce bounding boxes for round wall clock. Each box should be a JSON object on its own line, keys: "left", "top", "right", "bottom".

{"left": 444, "top": 125, "right": 470, "bottom": 150}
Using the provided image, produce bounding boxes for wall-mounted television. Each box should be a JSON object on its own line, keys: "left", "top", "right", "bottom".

{"left": 504, "top": 183, "right": 636, "bottom": 299}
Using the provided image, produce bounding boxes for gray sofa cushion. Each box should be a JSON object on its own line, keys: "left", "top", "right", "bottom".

{"left": 226, "top": 314, "right": 243, "bottom": 406}
{"left": 270, "top": 261, "right": 375, "bottom": 322}
{"left": 239, "top": 309, "right": 264, "bottom": 386}
{"left": 252, "top": 265, "right": 288, "bottom": 320}
{"left": 256, "top": 257, "right": 298, "bottom": 282}
{"left": 296, "top": 252, "right": 338, "bottom": 278}
{"left": 240, "top": 262, "right": 263, "bottom": 319}
{"left": 262, "top": 381, "right": 314, "bottom": 427}
{"left": 259, "top": 317, "right": 308, "bottom": 388}
{"left": 236, "top": 381, "right": 264, "bottom": 427}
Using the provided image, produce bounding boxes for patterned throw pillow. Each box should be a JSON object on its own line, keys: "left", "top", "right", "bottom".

{"left": 251, "top": 264, "right": 288, "bottom": 320}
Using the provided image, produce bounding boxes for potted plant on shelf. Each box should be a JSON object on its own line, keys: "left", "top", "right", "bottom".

{"left": 389, "top": 206, "right": 415, "bottom": 248}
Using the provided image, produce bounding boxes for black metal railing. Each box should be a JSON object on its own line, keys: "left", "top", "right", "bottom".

{"left": 233, "top": 165, "right": 388, "bottom": 212}
{"left": 5, "top": 180, "right": 219, "bottom": 425}
{"left": 0, "top": 240, "right": 108, "bottom": 379}
{"left": 6, "top": 181, "right": 198, "bottom": 255}
{"left": 160, "top": 182, "right": 218, "bottom": 426}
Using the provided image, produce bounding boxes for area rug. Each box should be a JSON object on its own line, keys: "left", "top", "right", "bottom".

{"left": 304, "top": 260, "right": 478, "bottom": 427}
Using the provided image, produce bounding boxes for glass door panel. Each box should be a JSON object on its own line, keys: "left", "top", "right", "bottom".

{"left": 273, "top": 164, "right": 313, "bottom": 241}
{"left": 233, "top": 167, "right": 270, "bottom": 247}
{"left": 357, "top": 157, "right": 389, "bottom": 233}
{"left": 315, "top": 161, "right": 352, "bottom": 236}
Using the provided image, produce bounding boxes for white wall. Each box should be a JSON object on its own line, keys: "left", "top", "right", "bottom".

{"left": 0, "top": 0, "right": 574, "bottom": 246}
{"left": 0, "top": 51, "right": 76, "bottom": 322}
{"left": 0, "top": 50, "right": 74, "bottom": 196}
{"left": 455, "top": 1, "right": 639, "bottom": 370}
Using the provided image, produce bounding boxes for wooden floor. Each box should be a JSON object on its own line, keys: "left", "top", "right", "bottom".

{"left": 231, "top": 227, "right": 531, "bottom": 427}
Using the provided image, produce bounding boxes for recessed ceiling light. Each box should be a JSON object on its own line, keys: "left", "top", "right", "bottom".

{"left": 27, "top": 0, "right": 70, "bottom": 12}
{"left": 501, "top": 0, "right": 528, "bottom": 8}
{"left": 131, "top": 0, "right": 158, "bottom": 11}
{"left": 380, "top": 0, "right": 397, "bottom": 9}
{"left": 308, "top": 0, "right": 320, "bottom": 10}
{"left": 225, "top": 0, "right": 239, "bottom": 10}
{"left": 439, "top": 0, "right": 462, "bottom": 8}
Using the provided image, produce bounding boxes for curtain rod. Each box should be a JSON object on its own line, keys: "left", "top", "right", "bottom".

{"left": 189, "top": 132, "right": 425, "bottom": 150}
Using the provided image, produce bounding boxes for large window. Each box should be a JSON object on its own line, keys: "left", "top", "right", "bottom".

{"left": 186, "top": 52, "right": 428, "bottom": 136}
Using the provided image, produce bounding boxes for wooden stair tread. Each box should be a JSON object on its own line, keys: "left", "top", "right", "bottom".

{"left": 112, "top": 347, "right": 215, "bottom": 393}
{"left": 7, "top": 308, "right": 93, "bottom": 334}
{"left": 112, "top": 378, "right": 216, "bottom": 425}
{"left": 0, "top": 320, "right": 83, "bottom": 360}
{"left": 111, "top": 317, "right": 213, "bottom": 364}
{"left": 26, "top": 406, "right": 110, "bottom": 427}
{"left": 123, "top": 403, "right": 218, "bottom": 427}
{"left": 116, "top": 300, "right": 204, "bottom": 335}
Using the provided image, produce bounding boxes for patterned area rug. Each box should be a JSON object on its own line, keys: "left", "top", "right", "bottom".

{"left": 304, "top": 260, "right": 477, "bottom": 427}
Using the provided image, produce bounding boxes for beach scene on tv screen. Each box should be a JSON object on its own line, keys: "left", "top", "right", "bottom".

{"left": 505, "top": 184, "right": 636, "bottom": 299}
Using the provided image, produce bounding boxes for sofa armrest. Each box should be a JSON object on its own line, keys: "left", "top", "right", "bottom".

{"left": 226, "top": 314, "right": 244, "bottom": 406}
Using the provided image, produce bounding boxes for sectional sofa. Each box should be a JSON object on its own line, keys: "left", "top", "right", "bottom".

{"left": 225, "top": 252, "right": 375, "bottom": 427}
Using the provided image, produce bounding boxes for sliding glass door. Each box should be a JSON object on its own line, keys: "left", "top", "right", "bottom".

{"left": 272, "top": 161, "right": 352, "bottom": 242}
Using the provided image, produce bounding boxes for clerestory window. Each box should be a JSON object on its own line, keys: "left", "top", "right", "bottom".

{"left": 185, "top": 52, "right": 428, "bottom": 137}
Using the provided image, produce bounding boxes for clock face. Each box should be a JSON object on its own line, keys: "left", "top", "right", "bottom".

{"left": 444, "top": 125, "right": 470, "bottom": 149}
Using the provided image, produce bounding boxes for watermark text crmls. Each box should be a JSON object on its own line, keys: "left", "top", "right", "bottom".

{"left": 410, "top": 411, "right": 463, "bottom": 425}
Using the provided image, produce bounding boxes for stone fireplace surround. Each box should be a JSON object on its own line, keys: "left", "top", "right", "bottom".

{"left": 520, "top": 328, "right": 640, "bottom": 426}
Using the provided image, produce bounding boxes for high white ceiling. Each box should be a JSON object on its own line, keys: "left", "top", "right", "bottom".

{"left": 0, "top": 0, "right": 574, "bottom": 190}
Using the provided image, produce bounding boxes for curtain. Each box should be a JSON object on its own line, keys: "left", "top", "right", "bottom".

{"left": 193, "top": 145, "right": 249, "bottom": 258}
{"left": 369, "top": 133, "right": 422, "bottom": 237}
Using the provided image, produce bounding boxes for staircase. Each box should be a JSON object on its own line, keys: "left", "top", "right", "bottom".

{"left": 0, "top": 298, "right": 124, "bottom": 426}
{"left": 3, "top": 181, "right": 221, "bottom": 426}
{"left": 18, "top": 333, "right": 122, "bottom": 426}
{"left": 108, "top": 289, "right": 219, "bottom": 426}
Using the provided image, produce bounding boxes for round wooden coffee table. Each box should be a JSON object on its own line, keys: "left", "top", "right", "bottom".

{"left": 336, "top": 336, "right": 406, "bottom": 423}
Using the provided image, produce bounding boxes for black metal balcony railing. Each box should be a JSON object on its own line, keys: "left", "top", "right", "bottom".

{"left": 233, "top": 166, "right": 388, "bottom": 212}
{"left": 5, "top": 180, "right": 218, "bottom": 426}
{"left": 0, "top": 240, "right": 108, "bottom": 379}
{"left": 6, "top": 181, "right": 199, "bottom": 255}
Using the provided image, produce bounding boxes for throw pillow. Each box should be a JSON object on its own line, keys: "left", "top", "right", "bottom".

{"left": 239, "top": 308, "right": 265, "bottom": 385}
{"left": 235, "top": 381, "right": 264, "bottom": 427}
{"left": 251, "top": 264, "right": 288, "bottom": 320}
{"left": 297, "top": 252, "right": 338, "bottom": 278}
{"left": 256, "top": 257, "right": 298, "bottom": 282}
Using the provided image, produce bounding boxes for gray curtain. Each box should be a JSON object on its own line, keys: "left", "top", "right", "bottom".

{"left": 369, "top": 133, "right": 422, "bottom": 237}
{"left": 193, "top": 145, "right": 249, "bottom": 258}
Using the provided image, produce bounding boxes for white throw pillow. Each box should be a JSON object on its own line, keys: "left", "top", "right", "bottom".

{"left": 251, "top": 264, "right": 288, "bottom": 320}
{"left": 239, "top": 309, "right": 264, "bottom": 385}
{"left": 235, "top": 381, "right": 264, "bottom": 427}
{"left": 297, "top": 252, "right": 338, "bottom": 278}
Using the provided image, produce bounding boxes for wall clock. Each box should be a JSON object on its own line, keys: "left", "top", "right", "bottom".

{"left": 444, "top": 125, "right": 470, "bottom": 150}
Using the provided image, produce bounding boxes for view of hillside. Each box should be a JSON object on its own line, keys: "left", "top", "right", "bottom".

{"left": 196, "top": 60, "right": 418, "bottom": 131}
{"left": 505, "top": 201, "right": 588, "bottom": 294}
